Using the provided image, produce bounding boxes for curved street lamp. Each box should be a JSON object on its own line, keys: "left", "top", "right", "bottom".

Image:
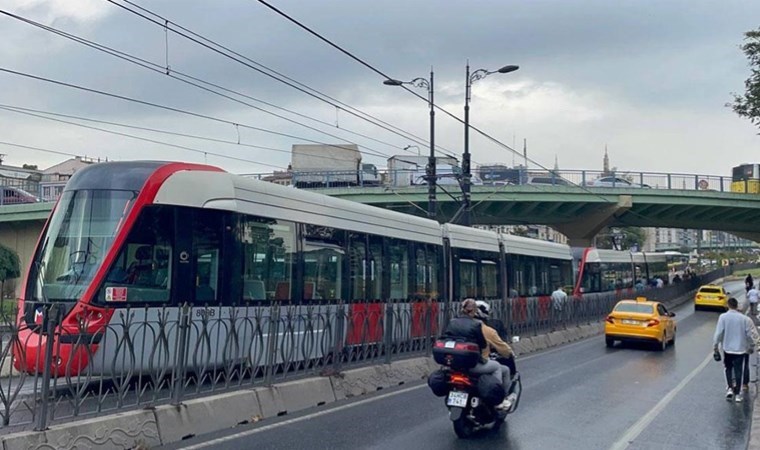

{"left": 384, "top": 70, "right": 436, "bottom": 220}
{"left": 460, "top": 63, "right": 519, "bottom": 226}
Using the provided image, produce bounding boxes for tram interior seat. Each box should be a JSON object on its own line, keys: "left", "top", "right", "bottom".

{"left": 128, "top": 245, "right": 155, "bottom": 285}
{"left": 243, "top": 280, "right": 266, "bottom": 300}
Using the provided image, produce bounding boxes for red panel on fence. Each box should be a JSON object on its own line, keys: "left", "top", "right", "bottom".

{"left": 411, "top": 301, "right": 439, "bottom": 338}
{"left": 537, "top": 296, "right": 551, "bottom": 321}
{"left": 346, "top": 303, "right": 384, "bottom": 345}
{"left": 513, "top": 297, "right": 527, "bottom": 324}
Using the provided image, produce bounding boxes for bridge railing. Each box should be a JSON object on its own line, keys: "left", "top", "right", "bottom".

{"left": 244, "top": 168, "right": 741, "bottom": 194}
{"left": 0, "top": 264, "right": 747, "bottom": 431}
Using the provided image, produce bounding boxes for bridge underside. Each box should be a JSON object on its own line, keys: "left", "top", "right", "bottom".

{"left": 330, "top": 185, "right": 760, "bottom": 244}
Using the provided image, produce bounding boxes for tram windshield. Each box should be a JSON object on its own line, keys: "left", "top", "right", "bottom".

{"left": 27, "top": 189, "right": 138, "bottom": 302}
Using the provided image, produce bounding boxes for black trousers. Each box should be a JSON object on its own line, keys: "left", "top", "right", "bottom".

{"left": 724, "top": 352, "right": 745, "bottom": 394}
{"left": 743, "top": 353, "right": 751, "bottom": 386}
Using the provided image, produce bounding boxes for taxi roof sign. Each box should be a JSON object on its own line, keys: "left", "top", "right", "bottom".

{"left": 636, "top": 296, "right": 648, "bottom": 302}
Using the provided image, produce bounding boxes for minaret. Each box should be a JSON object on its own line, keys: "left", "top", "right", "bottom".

{"left": 554, "top": 155, "right": 559, "bottom": 171}
{"left": 603, "top": 145, "right": 610, "bottom": 175}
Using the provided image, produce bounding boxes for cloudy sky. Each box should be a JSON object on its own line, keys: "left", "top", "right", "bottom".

{"left": 1, "top": 0, "right": 759, "bottom": 178}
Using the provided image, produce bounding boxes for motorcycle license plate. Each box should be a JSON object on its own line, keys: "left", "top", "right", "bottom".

{"left": 447, "top": 391, "right": 468, "bottom": 407}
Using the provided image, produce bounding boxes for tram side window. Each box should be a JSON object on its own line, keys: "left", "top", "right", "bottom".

{"left": 303, "top": 225, "right": 345, "bottom": 301}
{"left": 192, "top": 209, "right": 224, "bottom": 303}
{"left": 458, "top": 259, "right": 477, "bottom": 299}
{"left": 100, "top": 206, "right": 173, "bottom": 304}
{"left": 239, "top": 216, "right": 295, "bottom": 301}
{"left": 349, "top": 233, "right": 367, "bottom": 301}
{"left": 481, "top": 260, "right": 498, "bottom": 299}
{"left": 369, "top": 238, "right": 383, "bottom": 300}
{"left": 389, "top": 239, "right": 409, "bottom": 300}
{"left": 414, "top": 244, "right": 440, "bottom": 300}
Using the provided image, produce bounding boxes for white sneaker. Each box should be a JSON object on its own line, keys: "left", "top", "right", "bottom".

{"left": 497, "top": 393, "right": 517, "bottom": 411}
{"left": 726, "top": 387, "right": 734, "bottom": 400}
{"left": 736, "top": 393, "right": 743, "bottom": 403}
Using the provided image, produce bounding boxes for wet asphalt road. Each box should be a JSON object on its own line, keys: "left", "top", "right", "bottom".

{"left": 165, "top": 280, "right": 755, "bottom": 450}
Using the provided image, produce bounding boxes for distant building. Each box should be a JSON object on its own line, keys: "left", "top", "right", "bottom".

{"left": 0, "top": 163, "right": 42, "bottom": 196}
{"left": 40, "top": 156, "right": 97, "bottom": 201}
{"left": 260, "top": 169, "right": 293, "bottom": 186}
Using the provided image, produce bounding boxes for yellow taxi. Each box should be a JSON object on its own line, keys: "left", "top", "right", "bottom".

{"left": 694, "top": 284, "right": 729, "bottom": 311}
{"left": 604, "top": 297, "right": 676, "bottom": 351}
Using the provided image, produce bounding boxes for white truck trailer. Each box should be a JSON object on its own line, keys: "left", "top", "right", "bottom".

{"left": 291, "top": 144, "right": 381, "bottom": 188}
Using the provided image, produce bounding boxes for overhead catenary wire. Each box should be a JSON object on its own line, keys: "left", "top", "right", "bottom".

{"left": 253, "top": 0, "right": 585, "bottom": 178}
{"left": 0, "top": 67, "right": 415, "bottom": 168}
{"left": 0, "top": 105, "right": 287, "bottom": 169}
{"left": 0, "top": 10, "right": 402, "bottom": 165}
{"left": 103, "top": 0, "right": 459, "bottom": 159}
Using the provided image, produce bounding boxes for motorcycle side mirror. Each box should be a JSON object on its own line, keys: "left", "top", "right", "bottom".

{"left": 512, "top": 336, "right": 520, "bottom": 343}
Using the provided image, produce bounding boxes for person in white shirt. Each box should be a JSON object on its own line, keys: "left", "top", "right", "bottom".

{"left": 551, "top": 286, "right": 568, "bottom": 328}
{"left": 747, "top": 284, "right": 759, "bottom": 317}
{"left": 713, "top": 297, "right": 756, "bottom": 403}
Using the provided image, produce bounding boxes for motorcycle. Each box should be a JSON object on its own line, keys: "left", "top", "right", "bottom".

{"left": 431, "top": 340, "right": 522, "bottom": 438}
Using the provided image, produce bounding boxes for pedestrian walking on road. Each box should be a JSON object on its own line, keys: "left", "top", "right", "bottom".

{"left": 746, "top": 274, "right": 754, "bottom": 293}
{"left": 747, "top": 284, "right": 759, "bottom": 318}
{"left": 713, "top": 297, "right": 756, "bottom": 403}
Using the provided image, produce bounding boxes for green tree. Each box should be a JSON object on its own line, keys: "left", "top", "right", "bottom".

{"left": 730, "top": 28, "right": 760, "bottom": 128}
{"left": 21, "top": 164, "right": 38, "bottom": 170}
{"left": 0, "top": 244, "right": 20, "bottom": 298}
{"left": 596, "top": 227, "right": 646, "bottom": 251}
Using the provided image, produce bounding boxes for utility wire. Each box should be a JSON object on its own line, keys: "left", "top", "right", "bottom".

{"left": 0, "top": 67, "right": 413, "bottom": 167}
{"left": 251, "top": 1, "right": 633, "bottom": 210}
{"left": 0, "top": 140, "right": 82, "bottom": 159}
{"left": 253, "top": 0, "right": 578, "bottom": 176}
{"left": 0, "top": 9, "right": 400, "bottom": 163}
{"left": 0, "top": 103, "right": 286, "bottom": 154}
{"left": 0, "top": 105, "right": 286, "bottom": 169}
{"left": 105, "top": 0, "right": 458, "bottom": 159}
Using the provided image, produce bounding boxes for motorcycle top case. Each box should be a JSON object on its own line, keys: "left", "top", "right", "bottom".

{"left": 432, "top": 339, "right": 481, "bottom": 369}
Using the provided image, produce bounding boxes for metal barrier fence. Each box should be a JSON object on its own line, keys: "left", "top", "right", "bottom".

{"left": 0, "top": 265, "right": 742, "bottom": 432}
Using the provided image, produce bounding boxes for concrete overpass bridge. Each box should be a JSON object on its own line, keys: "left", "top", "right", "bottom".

{"left": 324, "top": 184, "right": 760, "bottom": 247}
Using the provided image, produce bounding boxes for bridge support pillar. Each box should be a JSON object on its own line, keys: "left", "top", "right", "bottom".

{"left": 554, "top": 195, "right": 632, "bottom": 247}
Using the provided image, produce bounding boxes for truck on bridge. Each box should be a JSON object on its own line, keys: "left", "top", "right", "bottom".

{"left": 291, "top": 143, "right": 381, "bottom": 188}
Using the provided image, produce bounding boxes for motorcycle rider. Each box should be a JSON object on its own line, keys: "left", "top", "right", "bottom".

{"left": 442, "top": 299, "right": 504, "bottom": 388}
{"left": 442, "top": 298, "right": 511, "bottom": 411}
{"left": 475, "top": 300, "right": 518, "bottom": 410}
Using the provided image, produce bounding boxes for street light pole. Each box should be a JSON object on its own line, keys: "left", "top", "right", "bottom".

{"left": 461, "top": 62, "right": 519, "bottom": 226}
{"left": 384, "top": 70, "right": 437, "bottom": 220}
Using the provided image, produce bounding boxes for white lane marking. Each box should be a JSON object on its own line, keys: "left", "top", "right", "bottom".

{"left": 180, "top": 384, "right": 426, "bottom": 449}
{"left": 609, "top": 352, "right": 713, "bottom": 450}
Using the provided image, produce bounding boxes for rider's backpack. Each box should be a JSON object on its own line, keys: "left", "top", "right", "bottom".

{"left": 427, "top": 369, "right": 449, "bottom": 397}
{"left": 477, "top": 374, "right": 506, "bottom": 406}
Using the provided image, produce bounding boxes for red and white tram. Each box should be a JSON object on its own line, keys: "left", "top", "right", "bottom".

{"left": 16, "top": 161, "right": 649, "bottom": 376}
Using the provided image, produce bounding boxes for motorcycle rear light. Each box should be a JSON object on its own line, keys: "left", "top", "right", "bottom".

{"left": 449, "top": 373, "right": 472, "bottom": 386}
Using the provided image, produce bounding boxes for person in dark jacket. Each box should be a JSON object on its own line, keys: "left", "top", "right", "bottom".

{"left": 442, "top": 299, "right": 503, "bottom": 385}
{"left": 747, "top": 274, "right": 754, "bottom": 293}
